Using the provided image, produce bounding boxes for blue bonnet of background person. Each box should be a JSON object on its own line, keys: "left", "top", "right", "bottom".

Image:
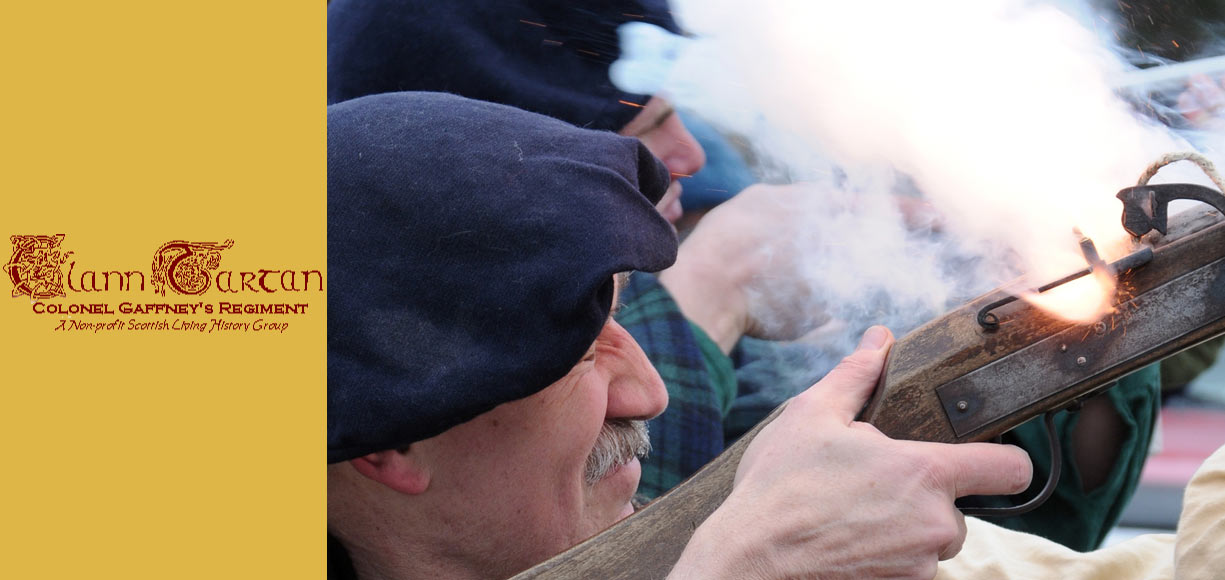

{"left": 327, "top": 0, "right": 680, "bottom": 130}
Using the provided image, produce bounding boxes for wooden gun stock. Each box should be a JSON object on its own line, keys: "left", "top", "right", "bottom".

{"left": 514, "top": 210, "right": 1225, "bottom": 580}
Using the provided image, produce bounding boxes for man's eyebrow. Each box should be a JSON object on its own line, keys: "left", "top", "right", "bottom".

{"left": 646, "top": 104, "right": 676, "bottom": 133}
{"left": 637, "top": 105, "right": 675, "bottom": 135}
{"left": 624, "top": 104, "right": 675, "bottom": 138}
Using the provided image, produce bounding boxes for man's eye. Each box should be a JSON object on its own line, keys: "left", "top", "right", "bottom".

{"left": 581, "top": 348, "right": 597, "bottom": 362}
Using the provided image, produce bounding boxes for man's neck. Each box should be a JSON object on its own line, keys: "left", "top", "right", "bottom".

{"left": 340, "top": 534, "right": 505, "bottom": 580}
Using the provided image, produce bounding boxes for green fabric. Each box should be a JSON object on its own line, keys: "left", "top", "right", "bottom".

{"left": 961, "top": 364, "right": 1161, "bottom": 551}
{"left": 618, "top": 273, "right": 737, "bottom": 499}
{"left": 1160, "top": 336, "right": 1224, "bottom": 391}
{"left": 689, "top": 322, "right": 738, "bottom": 416}
{"left": 724, "top": 337, "right": 828, "bottom": 442}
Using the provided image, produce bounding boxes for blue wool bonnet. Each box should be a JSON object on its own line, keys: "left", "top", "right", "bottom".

{"left": 327, "top": 0, "right": 680, "bottom": 130}
{"left": 327, "top": 92, "right": 677, "bottom": 463}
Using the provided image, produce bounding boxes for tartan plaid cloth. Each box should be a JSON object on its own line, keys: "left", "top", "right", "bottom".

{"left": 615, "top": 272, "right": 736, "bottom": 499}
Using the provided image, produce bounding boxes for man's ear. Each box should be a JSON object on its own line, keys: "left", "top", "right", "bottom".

{"left": 349, "top": 448, "right": 430, "bottom": 495}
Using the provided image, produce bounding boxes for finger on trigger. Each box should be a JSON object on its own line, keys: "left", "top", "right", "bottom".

{"left": 927, "top": 441, "right": 1033, "bottom": 498}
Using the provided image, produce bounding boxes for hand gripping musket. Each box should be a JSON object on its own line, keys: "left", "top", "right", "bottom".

{"left": 513, "top": 176, "right": 1225, "bottom": 580}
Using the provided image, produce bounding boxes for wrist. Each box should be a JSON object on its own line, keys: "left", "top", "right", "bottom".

{"left": 656, "top": 251, "right": 749, "bottom": 354}
{"left": 669, "top": 504, "right": 775, "bottom": 580}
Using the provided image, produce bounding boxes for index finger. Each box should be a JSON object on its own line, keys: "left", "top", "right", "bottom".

{"left": 920, "top": 440, "right": 1034, "bottom": 498}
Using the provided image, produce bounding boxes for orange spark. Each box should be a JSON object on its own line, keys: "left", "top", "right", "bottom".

{"left": 618, "top": 100, "right": 646, "bottom": 108}
{"left": 519, "top": 19, "right": 547, "bottom": 27}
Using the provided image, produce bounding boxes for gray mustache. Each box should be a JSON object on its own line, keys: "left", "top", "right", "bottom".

{"left": 585, "top": 419, "right": 651, "bottom": 484}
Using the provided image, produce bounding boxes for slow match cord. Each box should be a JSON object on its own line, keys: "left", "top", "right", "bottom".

{"left": 1138, "top": 151, "right": 1225, "bottom": 193}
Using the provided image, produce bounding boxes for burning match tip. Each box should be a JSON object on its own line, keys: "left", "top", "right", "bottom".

{"left": 1078, "top": 237, "right": 1108, "bottom": 273}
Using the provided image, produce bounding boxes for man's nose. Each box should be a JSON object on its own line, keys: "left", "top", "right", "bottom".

{"left": 663, "top": 123, "right": 707, "bottom": 180}
{"left": 601, "top": 319, "right": 668, "bottom": 420}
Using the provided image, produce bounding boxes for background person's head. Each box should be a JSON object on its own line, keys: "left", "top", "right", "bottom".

{"left": 327, "top": 92, "right": 679, "bottom": 578}
{"left": 327, "top": 0, "right": 706, "bottom": 222}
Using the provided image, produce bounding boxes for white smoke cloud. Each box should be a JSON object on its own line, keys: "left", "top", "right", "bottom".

{"left": 618, "top": 0, "right": 1222, "bottom": 358}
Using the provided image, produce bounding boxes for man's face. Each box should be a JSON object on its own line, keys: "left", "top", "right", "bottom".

{"left": 621, "top": 97, "right": 707, "bottom": 224}
{"left": 408, "top": 279, "right": 669, "bottom": 576}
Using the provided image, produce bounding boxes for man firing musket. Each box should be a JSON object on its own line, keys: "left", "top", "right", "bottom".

{"left": 326, "top": 91, "right": 1225, "bottom": 580}
{"left": 327, "top": 1, "right": 1225, "bottom": 578}
{"left": 326, "top": 91, "right": 1037, "bottom": 580}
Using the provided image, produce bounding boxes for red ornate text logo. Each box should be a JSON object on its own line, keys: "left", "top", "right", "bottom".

{"left": 151, "top": 240, "right": 235, "bottom": 296}
{"left": 6, "top": 234, "right": 73, "bottom": 299}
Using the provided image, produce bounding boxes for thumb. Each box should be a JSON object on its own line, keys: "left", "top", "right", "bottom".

{"left": 796, "top": 325, "right": 893, "bottom": 422}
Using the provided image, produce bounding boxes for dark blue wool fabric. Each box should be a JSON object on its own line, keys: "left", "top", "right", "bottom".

{"left": 327, "top": 0, "right": 679, "bottom": 130}
{"left": 328, "top": 92, "right": 677, "bottom": 463}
